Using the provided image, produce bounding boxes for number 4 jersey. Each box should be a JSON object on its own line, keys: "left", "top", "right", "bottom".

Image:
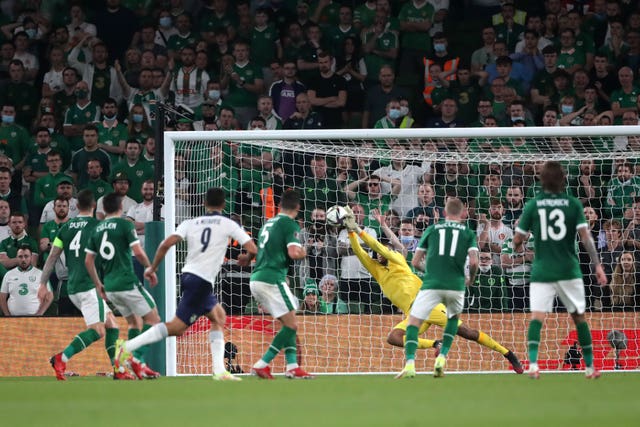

{"left": 174, "top": 213, "right": 252, "bottom": 283}
{"left": 516, "top": 192, "right": 586, "bottom": 282}
{"left": 86, "top": 217, "right": 140, "bottom": 292}
{"left": 53, "top": 215, "right": 99, "bottom": 295}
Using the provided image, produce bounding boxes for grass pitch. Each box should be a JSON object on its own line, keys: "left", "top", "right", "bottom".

{"left": 1, "top": 373, "right": 638, "bottom": 427}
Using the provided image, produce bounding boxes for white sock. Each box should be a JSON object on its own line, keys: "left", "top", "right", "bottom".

{"left": 209, "top": 330, "right": 226, "bottom": 375}
{"left": 529, "top": 362, "right": 539, "bottom": 371}
{"left": 126, "top": 323, "right": 168, "bottom": 353}
{"left": 253, "top": 360, "right": 268, "bottom": 369}
{"left": 286, "top": 363, "right": 299, "bottom": 371}
{"left": 61, "top": 354, "right": 69, "bottom": 363}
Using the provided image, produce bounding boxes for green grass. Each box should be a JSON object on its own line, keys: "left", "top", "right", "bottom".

{"left": 1, "top": 373, "right": 638, "bottom": 427}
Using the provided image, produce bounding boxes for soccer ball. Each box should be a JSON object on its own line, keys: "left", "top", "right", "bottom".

{"left": 326, "top": 205, "right": 348, "bottom": 226}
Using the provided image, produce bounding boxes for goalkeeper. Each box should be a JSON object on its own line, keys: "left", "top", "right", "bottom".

{"left": 342, "top": 206, "right": 524, "bottom": 373}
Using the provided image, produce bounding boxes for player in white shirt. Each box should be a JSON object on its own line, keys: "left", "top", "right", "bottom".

{"left": 0, "top": 247, "right": 52, "bottom": 316}
{"left": 115, "top": 187, "right": 257, "bottom": 381}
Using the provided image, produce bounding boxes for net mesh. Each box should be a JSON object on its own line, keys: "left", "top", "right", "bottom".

{"left": 166, "top": 128, "right": 640, "bottom": 375}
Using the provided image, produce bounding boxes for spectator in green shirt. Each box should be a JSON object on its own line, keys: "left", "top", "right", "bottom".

{"left": 0, "top": 212, "right": 38, "bottom": 269}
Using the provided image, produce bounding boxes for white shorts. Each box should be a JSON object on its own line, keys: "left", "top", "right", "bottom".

{"left": 249, "top": 280, "right": 298, "bottom": 319}
{"left": 68, "top": 289, "right": 112, "bottom": 326}
{"left": 410, "top": 289, "right": 465, "bottom": 320}
{"left": 530, "top": 279, "right": 586, "bottom": 314}
{"left": 106, "top": 283, "right": 156, "bottom": 318}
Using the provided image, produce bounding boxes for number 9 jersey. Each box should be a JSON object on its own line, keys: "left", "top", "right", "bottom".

{"left": 174, "top": 213, "right": 252, "bottom": 283}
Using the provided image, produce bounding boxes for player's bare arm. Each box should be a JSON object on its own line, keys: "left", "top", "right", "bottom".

{"left": 578, "top": 227, "right": 608, "bottom": 286}
{"left": 237, "top": 239, "right": 258, "bottom": 266}
{"left": 132, "top": 243, "right": 157, "bottom": 286}
{"left": 84, "top": 252, "right": 107, "bottom": 300}
{"left": 38, "top": 245, "right": 62, "bottom": 303}
{"left": 411, "top": 249, "right": 426, "bottom": 271}
{"left": 287, "top": 244, "right": 306, "bottom": 260}
{"left": 466, "top": 249, "right": 479, "bottom": 287}
{"left": 147, "top": 234, "right": 182, "bottom": 275}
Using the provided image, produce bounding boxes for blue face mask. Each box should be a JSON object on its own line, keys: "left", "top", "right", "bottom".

{"left": 400, "top": 235, "right": 415, "bottom": 245}
{"left": 159, "top": 16, "right": 172, "bottom": 27}
{"left": 389, "top": 108, "right": 402, "bottom": 120}
{"left": 561, "top": 105, "right": 573, "bottom": 114}
{"left": 433, "top": 43, "right": 446, "bottom": 53}
{"left": 132, "top": 114, "right": 144, "bottom": 123}
{"left": 2, "top": 115, "right": 14, "bottom": 124}
{"left": 208, "top": 90, "right": 220, "bottom": 100}
{"left": 25, "top": 28, "right": 36, "bottom": 39}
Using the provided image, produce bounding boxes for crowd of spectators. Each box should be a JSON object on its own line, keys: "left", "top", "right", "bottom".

{"left": 0, "top": 0, "right": 639, "bottom": 316}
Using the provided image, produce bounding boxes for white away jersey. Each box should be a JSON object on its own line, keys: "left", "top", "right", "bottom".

{"left": 0, "top": 266, "right": 49, "bottom": 315}
{"left": 174, "top": 214, "right": 251, "bottom": 283}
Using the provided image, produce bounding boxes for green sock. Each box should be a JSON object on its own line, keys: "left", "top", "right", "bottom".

{"left": 105, "top": 328, "right": 120, "bottom": 364}
{"left": 440, "top": 316, "right": 460, "bottom": 357}
{"left": 128, "top": 328, "right": 143, "bottom": 363}
{"left": 576, "top": 321, "right": 594, "bottom": 367}
{"left": 527, "top": 319, "right": 543, "bottom": 364}
{"left": 261, "top": 326, "right": 296, "bottom": 364}
{"left": 404, "top": 325, "right": 419, "bottom": 362}
{"left": 62, "top": 329, "right": 101, "bottom": 360}
{"left": 132, "top": 324, "right": 152, "bottom": 363}
{"left": 283, "top": 329, "right": 298, "bottom": 365}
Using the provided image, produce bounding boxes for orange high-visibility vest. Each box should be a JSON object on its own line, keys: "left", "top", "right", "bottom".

{"left": 260, "top": 187, "right": 279, "bottom": 219}
{"left": 422, "top": 57, "right": 460, "bottom": 105}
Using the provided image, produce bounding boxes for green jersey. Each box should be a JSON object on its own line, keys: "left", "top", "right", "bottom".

{"left": 516, "top": 192, "right": 585, "bottom": 282}
{"left": 110, "top": 159, "right": 154, "bottom": 203}
{"left": 53, "top": 216, "right": 98, "bottom": 294}
{"left": 86, "top": 217, "right": 140, "bottom": 292}
{"left": 0, "top": 234, "right": 38, "bottom": 259}
{"left": 98, "top": 121, "right": 128, "bottom": 165}
{"left": 63, "top": 102, "right": 101, "bottom": 151}
{"left": 251, "top": 213, "right": 301, "bottom": 284}
{"left": 225, "top": 62, "right": 263, "bottom": 108}
{"left": 398, "top": 1, "right": 434, "bottom": 50}
{"left": 250, "top": 24, "right": 279, "bottom": 67}
{"left": 417, "top": 220, "right": 478, "bottom": 291}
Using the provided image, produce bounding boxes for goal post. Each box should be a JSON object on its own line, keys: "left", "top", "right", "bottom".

{"left": 163, "top": 126, "right": 640, "bottom": 376}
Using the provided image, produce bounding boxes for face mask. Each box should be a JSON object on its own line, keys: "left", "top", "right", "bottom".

{"left": 594, "top": 12, "right": 606, "bottom": 21}
{"left": 479, "top": 265, "right": 492, "bottom": 273}
{"left": 1, "top": 115, "right": 14, "bottom": 124}
{"left": 132, "top": 114, "right": 144, "bottom": 123}
{"left": 104, "top": 114, "right": 117, "bottom": 121}
{"left": 159, "top": 16, "right": 172, "bottom": 27}
{"left": 399, "top": 106, "right": 409, "bottom": 117}
{"left": 434, "top": 43, "right": 446, "bottom": 53}
{"left": 208, "top": 90, "right": 220, "bottom": 100}
{"left": 511, "top": 116, "right": 524, "bottom": 122}
{"left": 400, "top": 235, "right": 415, "bottom": 245}
{"left": 41, "top": 106, "right": 52, "bottom": 114}
{"left": 47, "top": 127, "right": 55, "bottom": 134}
{"left": 389, "top": 108, "right": 402, "bottom": 120}
{"left": 561, "top": 105, "right": 573, "bottom": 114}
{"left": 25, "top": 28, "right": 36, "bottom": 39}
{"left": 74, "top": 89, "right": 87, "bottom": 99}
{"left": 415, "top": 221, "right": 427, "bottom": 232}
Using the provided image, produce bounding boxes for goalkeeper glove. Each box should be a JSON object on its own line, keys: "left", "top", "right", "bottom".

{"left": 342, "top": 207, "right": 360, "bottom": 233}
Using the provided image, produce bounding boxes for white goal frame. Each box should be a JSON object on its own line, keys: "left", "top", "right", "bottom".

{"left": 163, "top": 125, "right": 640, "bottom": 376}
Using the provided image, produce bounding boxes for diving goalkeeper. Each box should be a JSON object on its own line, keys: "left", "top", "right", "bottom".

{"left": 342, "top": 206, "right": 523, "bottom": 373}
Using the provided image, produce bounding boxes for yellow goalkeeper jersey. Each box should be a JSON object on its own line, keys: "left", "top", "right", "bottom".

{"left": 349, "top": 230, "right": 421, "bottom": 314}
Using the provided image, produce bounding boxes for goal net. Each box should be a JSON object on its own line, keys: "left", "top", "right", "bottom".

{"left": 163, "top": 126, "right": 640, "bottom": 376}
